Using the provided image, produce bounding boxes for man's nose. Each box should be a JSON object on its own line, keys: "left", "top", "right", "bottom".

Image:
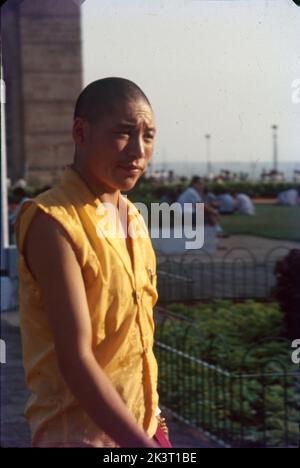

{"left": 126, "top": 135, "right": 145, "bottom": 160}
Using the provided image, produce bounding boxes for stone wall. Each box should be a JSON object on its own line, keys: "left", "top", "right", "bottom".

{"left": 3, "top": 0, "right": 82, "bottom": 186}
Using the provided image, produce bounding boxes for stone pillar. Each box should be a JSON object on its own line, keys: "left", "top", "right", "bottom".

{"left": 2, "top": 0, "right": 82, "bottom": 186}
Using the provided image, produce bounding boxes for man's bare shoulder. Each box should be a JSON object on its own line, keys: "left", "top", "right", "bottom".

{"left": 24, "top": 207, "right": 78, "bottom": 281}
{"left": 26, "top": 207, "right": 73, "bottom": 249}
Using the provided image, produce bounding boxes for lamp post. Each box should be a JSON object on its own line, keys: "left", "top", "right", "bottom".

{"left": 1, "top": 56, "right": 14, "bottom": 312}
{"left": 205, "top": 134, "right": 212, "bottom": 177}
{"left": 271, "top": 125, "right": 278, "bottom": 173}
{"left": 1, "top": 62, "right": 9, "bottom": 257}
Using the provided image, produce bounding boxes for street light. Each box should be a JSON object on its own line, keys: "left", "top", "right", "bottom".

{"left": 1, "top": 62, "right": 9, "bottom": 253}
{"left": 205, "top": 134, "right": 212, "bottom": 177}
{"left": 271, "top": 125, "right": 278, "bottom": 173}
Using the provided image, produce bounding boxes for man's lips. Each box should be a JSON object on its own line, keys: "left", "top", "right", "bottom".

{"left": 117, "top": 165, "right": 143, "bottom": 175}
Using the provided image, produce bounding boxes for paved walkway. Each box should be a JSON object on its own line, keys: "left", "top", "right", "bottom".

{"left": 0, "top": 310, "right": 214, "bottom": 448}
{"left": 1, "top": 311, "right": 31, "bottom": 447}
{"left": 155, "top": 235, "right": 299, "bottom": 302}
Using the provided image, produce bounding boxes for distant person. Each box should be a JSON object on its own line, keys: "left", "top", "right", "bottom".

{"left": 13, "top": 178, "right": 27, "bottom": 189}
{"left": 10, "top": 187, "right": 30, "bottom": 223}
{"left": 156, "top": 186, "right": 176, "bottom": 205}
{"left": 233, "top": 192, "right": 255, "bottom": 215}
{"left": 203, "top": 188, "right": 219, "bottom": 208}
{"left": 177, "top": 176, "right": 220, "bottom": 227}
{"left": 217, "top": 192, "right": 236, "bottom": 214}
{"left": 159, "top": 193, "right": 172, "bottom": 204}
{"left": 277, "top": 189, "right": 299, "bottom": 206}
{"left": 177, "top": 175, "right": 204, "bottom": 207}
{"left": 293, "top": 170, "right": 300, "bottom": 183}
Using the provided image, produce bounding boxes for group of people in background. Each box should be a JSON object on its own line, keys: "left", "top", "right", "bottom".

{"left": 8, "top": 176, "right": 299, "bottom": 246}
{"left": 277, "top": 188, "right": 300, "bottom": 206}
{"left": 176, "top": 176, "right": 255, "bottom": 220}
{"left": 8, "top": 183, "right": 51, "bottom": 243}
{"left": 213, "top": 191, "right": 255, "bottom": 215}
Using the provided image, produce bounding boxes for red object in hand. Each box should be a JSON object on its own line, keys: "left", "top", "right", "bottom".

{"left": 153, "top": 423, "right": 172, "bottom": 448}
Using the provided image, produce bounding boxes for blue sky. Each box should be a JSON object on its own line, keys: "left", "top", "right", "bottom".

{"left": 81, "top": 0, "right": 300, "bottom": 170}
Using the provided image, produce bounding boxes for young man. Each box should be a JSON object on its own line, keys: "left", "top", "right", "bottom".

{"left": 15, "top": 78, "right": 171, "bottom": 448}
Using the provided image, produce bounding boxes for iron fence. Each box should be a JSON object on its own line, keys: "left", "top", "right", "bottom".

{"left": 154, "top": 307, "right": 300, "bottom": 448}
{"left": 156, "top": 246, "right": 292, "bottom": 302}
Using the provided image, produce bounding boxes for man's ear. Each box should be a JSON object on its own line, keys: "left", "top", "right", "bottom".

{"left": 72, "top": 117, "right": 90, "bottom": 145}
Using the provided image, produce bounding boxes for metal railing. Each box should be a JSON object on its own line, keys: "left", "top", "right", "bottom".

{"left": 154, "top": 307, "right": 300, "bottom": 448}
{"left": 156, "top": 246, "right": 292, "bottom": 302}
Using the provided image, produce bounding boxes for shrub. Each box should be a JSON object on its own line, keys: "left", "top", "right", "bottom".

{"left": 155, "top": 300, "right": 299, "bottom": 447}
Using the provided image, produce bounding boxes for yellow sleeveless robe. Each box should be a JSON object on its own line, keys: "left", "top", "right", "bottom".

{"left": 14, "top": 165, "right": 160, "bottom": 447}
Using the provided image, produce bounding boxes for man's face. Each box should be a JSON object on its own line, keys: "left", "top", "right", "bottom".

{"left": 73, "top": 99, "right": 156, "bottom": 192}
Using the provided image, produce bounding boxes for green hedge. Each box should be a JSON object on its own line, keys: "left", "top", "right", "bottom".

{"left": 155, "top": 300, "right": 299, "bottom": 447}
{"left": 9, "top": 178, "right": 299, "bottom": 204}
{"left": 129, "top": 179, "right": 300, "bottom": 205}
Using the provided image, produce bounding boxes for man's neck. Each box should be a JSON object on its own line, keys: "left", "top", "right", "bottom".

{"left": 70, "top": 161, "right": 120, "bottom": 208}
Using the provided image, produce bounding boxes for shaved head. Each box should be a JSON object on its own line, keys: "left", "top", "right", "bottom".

{"left": 74, "top": 77, "right": 152, "bottom": 124}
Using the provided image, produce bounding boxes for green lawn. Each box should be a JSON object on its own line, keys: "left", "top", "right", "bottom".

{"left": 220, "top": 204, "right": 300, "bottom": 241}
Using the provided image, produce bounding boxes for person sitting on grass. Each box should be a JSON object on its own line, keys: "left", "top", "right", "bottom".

{"left": 277, "top": 188, "right": 299, "bottom": 206}
{"left": 232, "top": 191, "right": 255, "bottom": 215}
{"left": 217, "top": 190, "right": 236, "bottom": 215}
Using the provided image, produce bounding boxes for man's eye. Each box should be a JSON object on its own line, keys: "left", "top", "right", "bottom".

{"left": 115, "top": 131, "right": 130, "bottom": 137}
{"left": 144, "top": 134, "right": 155, "bottom": 140}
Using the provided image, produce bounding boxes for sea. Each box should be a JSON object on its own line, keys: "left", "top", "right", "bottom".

{"left": 149, "top": 160, "right": 300, "bottom": 182}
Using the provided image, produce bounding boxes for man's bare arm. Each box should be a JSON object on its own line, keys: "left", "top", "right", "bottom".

{"left": 24, "top": 209, "right": 159, "bottom": 448}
